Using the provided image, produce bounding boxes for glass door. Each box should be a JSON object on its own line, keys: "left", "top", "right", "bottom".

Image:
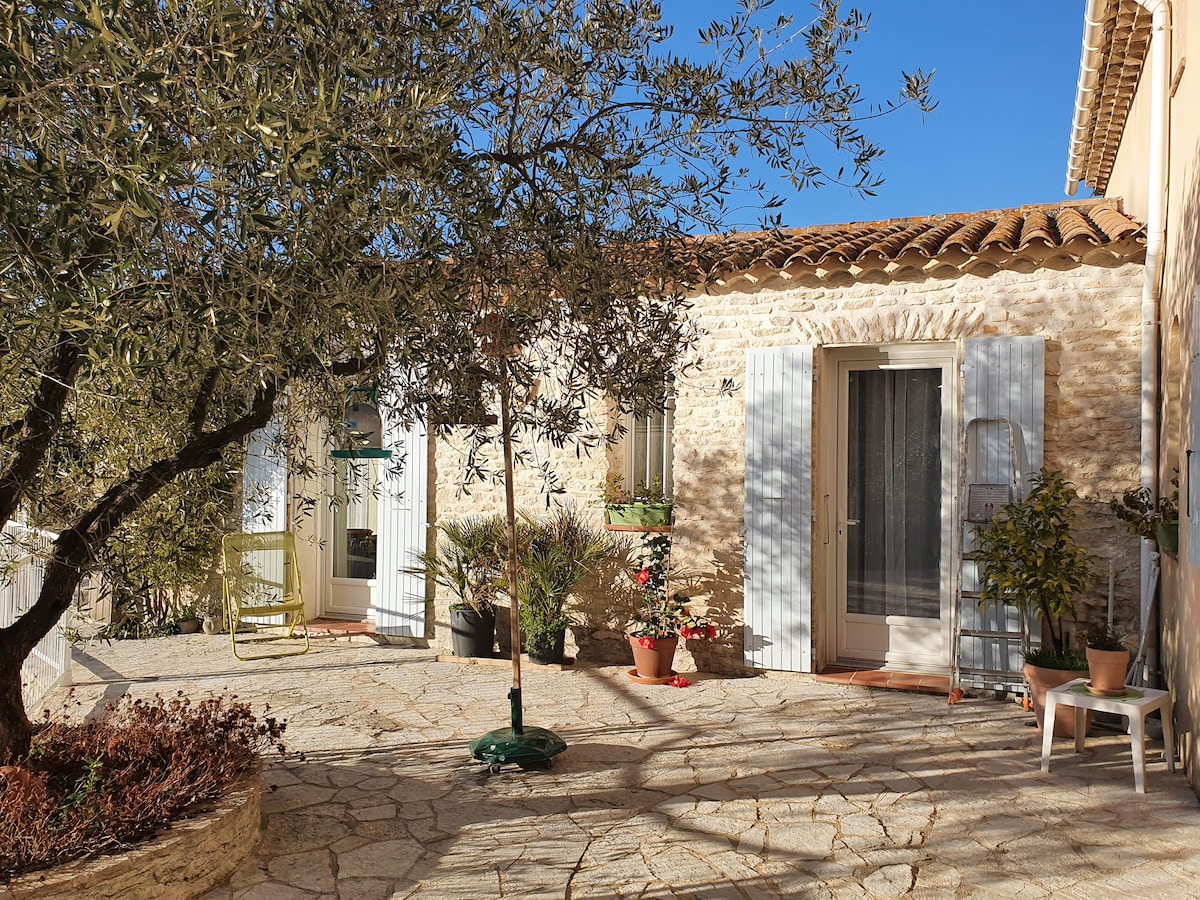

{"left": 326, "top": 456, "right": 380, "bottom": 619}
{"left": 833, "top": 349, "right": 954, "bottom": 671}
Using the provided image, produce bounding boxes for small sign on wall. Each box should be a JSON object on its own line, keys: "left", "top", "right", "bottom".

{"left": 967, "top": 484, "right": 1011, "bottom": 522}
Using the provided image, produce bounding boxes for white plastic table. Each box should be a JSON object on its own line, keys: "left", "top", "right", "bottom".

{"left": 1040, "top": 677, "right": 1175, "bottom": 793}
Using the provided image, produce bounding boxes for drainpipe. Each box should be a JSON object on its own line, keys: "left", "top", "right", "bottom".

{"left": 1066, "top": 0, "right": 1171, "bottom": 683}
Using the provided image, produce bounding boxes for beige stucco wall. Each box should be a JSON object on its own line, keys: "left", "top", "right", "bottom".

{"left": 1105, "top": 0, "right": 1200, "bottom": 795}
{"left": 414, "top": 252, "right": 1146, "bottom": 676}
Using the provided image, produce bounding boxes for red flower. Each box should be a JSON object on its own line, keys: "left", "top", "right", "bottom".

{"left": 667, "top": 675, "right": 691, "bottom": 688}
{"left": 637, "top": 636, "right": 656, "bottom": 649}
{"left": 706, "top": 624, "right": 717, "bottom": 639}
{"left": 635, "top": 568, "right": 651, "bottom": 585}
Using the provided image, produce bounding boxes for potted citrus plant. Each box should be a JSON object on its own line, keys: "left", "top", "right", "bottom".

{"left": 973, "top": 469, "right": 1098, "bottom": 736}
{"left": 603, "top": 474, "right": 672, "bottom": 528}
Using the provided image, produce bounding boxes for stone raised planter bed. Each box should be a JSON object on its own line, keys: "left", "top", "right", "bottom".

{"left": 2, "top": 770, "right": 262, "bottom": 900}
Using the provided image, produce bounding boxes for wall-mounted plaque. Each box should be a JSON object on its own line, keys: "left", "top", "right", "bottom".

{"left": 967, "top": 484, "right": 1011, "bottom": 522}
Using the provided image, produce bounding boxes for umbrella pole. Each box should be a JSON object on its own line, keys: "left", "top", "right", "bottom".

{"left": 499, "top": 354, "right": 523, "bottom": 733}
{"left": 468, "top": 344, "right": 566, "bottom": 770}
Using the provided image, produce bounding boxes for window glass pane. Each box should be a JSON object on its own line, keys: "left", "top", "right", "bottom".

{"left": 627, "top": 395, "right": 674, "bottom": 497}
{"left": 332, "top": 458, "right": 379, "bottom": 580}
{"left": 846, "top": 368, "right": 941, "bottom": 619}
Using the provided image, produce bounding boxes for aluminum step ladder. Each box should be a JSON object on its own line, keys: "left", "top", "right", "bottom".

{"left": 951, "top": 417, "right": 1035, "bottom": 698}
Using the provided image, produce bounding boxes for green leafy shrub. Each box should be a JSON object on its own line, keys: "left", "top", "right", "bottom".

{"left": 972, "top": 469, "right": 1098, "bottom": 657}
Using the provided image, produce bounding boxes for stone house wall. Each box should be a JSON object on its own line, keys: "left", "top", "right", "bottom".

{"left": 422, "top": 250, "right": 1147, "bottom": 674}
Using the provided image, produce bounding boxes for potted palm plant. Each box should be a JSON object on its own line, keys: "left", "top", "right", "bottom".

{"left": 517, "top": 509, "right": 624, "bottom": 665}
{"left": 409, "top": 515, "right": 508, "bottom": 658}
{"left": 973, "top": 469, "right": 1098, "bottom": 736}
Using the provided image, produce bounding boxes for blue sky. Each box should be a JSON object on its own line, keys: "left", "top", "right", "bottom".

{"left": 661, "top": 1, "right": 1091, "bottom": 229}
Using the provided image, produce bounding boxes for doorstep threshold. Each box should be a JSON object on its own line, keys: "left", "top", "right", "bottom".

{"left": 816, "top": 666, "right": 950, "bottom": 696}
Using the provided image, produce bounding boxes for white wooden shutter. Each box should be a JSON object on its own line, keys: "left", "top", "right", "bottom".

{"left": 962, "top": 336, "right": 1045, "bottom": 499}
{"left": 961, "top": 336, "right": 1045, "bottom": 681}
{"left": 744, "top": 346, "right": 814, "bottom": 672}
{"left": 242, "top": 416, "right": 287, "bottom": 532}
{"left": 374, "top": 407, "right": 428, "bottom": 637}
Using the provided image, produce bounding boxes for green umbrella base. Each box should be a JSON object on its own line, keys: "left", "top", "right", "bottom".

{"left": 469, "top": 726, "right": 567, "bottom": 773}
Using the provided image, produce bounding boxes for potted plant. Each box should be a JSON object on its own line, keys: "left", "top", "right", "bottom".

{"left": 1085, "top": 624, "right": 1130, "bottom": 695}
{"left": 973, "top": 469, "right": 1098, "bottom": 736}
{"left": 603, "top": 474, "right": 673, "bottom": 528}
{"left": 174, "top": 600, "right": 203, "bottom": 634}
{"left": 1111, "top": 479, "right": 1179, "bottom": 554}
{"left": 626, "top": 533, "right": 715, "bottom": 683}
{"left": 517, "top": 509, "right": 623, "bottom": 665}
{"left": 409, "top": 515, "right": 508, "bottom": 658}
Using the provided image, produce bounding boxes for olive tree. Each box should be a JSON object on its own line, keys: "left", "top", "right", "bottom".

{"left": 0, "top": 0, "right": 931, "bottom": 759}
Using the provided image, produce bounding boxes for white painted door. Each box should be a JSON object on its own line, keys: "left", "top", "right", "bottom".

{"left": 832, "top": 346, "right": 955, "bottom": 672}
{"left": 326, "top": 455, "right": 381, "bottom": 619}
{"left": 323, "top": 406, "right": 427, "bottom": 631}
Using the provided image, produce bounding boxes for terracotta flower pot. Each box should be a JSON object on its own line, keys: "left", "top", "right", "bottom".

{"left": 629, "top": 634, "right": 678, "bottom": 681}
{"left": 1086, "top": 647, "right": 1131, "bottom": 695}
{"left": 1023, "top": 662, "right": 1091, "bottom": 738}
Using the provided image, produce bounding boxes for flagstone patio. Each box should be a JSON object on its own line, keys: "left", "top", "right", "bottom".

{"left": 39, "top": 633, "right": 1200, "bottom": 899}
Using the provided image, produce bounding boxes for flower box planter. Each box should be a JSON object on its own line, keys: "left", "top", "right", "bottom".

{"left": 1156, "top": 521, "right": 1179, "bottom": 554}
{"left": 605, "top": 502, "right": 672, "bottom": 528}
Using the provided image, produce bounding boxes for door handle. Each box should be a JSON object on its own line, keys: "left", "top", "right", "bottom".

{"left": 836, "top": 519, "right": 859, "bottom": 543}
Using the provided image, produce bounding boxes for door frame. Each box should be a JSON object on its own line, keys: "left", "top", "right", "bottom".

{"left": 312, "top": 426, "right": 375, "bottom": 622}
{"left": 819, "top": 342, "right": 958, "bottom": 673}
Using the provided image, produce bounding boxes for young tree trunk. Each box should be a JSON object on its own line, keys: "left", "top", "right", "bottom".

{"left": 0, "top": 638, "right": 33, "bottom": 762}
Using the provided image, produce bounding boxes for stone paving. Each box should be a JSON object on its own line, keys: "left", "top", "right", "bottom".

{"left": 42, "top": 633, "right": 1200, "bottom": 899}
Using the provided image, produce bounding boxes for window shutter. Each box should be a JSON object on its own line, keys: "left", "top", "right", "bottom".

{"left": 242, "top": 416, "right": 287, "bottom": 532}
{"left": 744, "top": 345, "right": 814, "bottom": 672}
{"left": 1189, "top": 287, "right": 1200, "bottom": 567}
{"left": 961, "top": 336, "right": 1045, "bottom": 683}
{"left": 962, "top": 336, "right": 1045, "bottom": 499}
{"left": 374, "top": 406, "right": 428, "bottom": 637}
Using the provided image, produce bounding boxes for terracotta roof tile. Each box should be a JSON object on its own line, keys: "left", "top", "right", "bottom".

{"left": 1072, "top": 1, "right": 1152, "bottom": 195}
{"left": 688, "top": 200, "right": 1144, "bottom": 283}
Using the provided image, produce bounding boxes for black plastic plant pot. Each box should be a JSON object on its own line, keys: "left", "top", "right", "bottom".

{"left": 526, "top": 629, "right": 566, "bottom": 666}
{"left": 450, "top": 607, "right": 496, "bottom": 658}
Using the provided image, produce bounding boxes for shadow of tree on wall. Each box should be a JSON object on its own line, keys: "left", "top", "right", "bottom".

{"left": 672, "top": 445, "right": 750, "bottom": 675}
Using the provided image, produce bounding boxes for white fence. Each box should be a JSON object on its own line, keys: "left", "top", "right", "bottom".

{"left": 1, "top": 522, "right": 72, "bottom": 710}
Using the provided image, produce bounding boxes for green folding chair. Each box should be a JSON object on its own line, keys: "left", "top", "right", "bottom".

{"left": 221, "top": 531, "right": 310, "bottom": 660}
